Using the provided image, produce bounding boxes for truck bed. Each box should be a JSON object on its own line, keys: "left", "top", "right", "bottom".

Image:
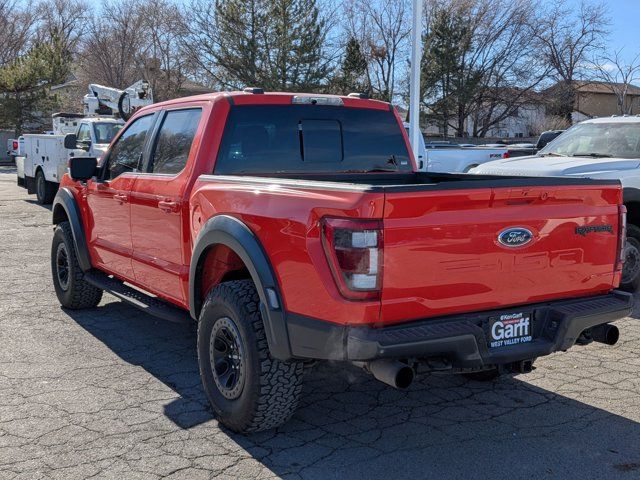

{"left": 192, "top": 172, "right": 622, "bottom": 326}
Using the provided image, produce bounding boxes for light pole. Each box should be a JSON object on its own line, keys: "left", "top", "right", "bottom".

{"left": 409, "top": 0, "right": 423, "bottom": 162}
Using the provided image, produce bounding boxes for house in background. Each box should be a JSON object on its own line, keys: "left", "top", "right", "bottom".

{"left": 465, "top": 102, "right": 546, "bottom": 139}
{"left": 570, "top": 80, "right": 640, "bottom": 117}
{"left": 542, "top": 80, "right": 640, "bottom": 123}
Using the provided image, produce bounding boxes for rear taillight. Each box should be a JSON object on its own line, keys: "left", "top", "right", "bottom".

{"left": 12, "top": 140, "right": 18, "bottom": 150}
{"left": 502, "top": 151, "right": 510, "bottom": 159}
{"left": 616, "top": 205, "right": 627, "bottom": 272}
{"left": 321, "top": 218, "right": 383, "bottom": 301}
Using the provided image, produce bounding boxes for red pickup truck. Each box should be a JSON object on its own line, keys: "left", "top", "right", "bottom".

{"left": 50, "top": 90, "right": 632, "bottom": 433}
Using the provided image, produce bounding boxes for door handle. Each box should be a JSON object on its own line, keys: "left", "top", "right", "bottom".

{"left": 114, "top": 193, "right": 128, "bottom": 203}
{"left": 158, "top": 199, "right": 180, "bottom": 213}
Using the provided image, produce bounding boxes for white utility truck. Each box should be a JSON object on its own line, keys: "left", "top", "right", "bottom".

{"left": 20, "top": 80, "right": 153, "bottom": 204}
{"left": 404, "top": 124, "right": 509, "bottom": 173}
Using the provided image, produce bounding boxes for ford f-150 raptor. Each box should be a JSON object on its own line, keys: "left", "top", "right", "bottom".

{"left": 50, "top": 90, "right": 632, "bottom": 433}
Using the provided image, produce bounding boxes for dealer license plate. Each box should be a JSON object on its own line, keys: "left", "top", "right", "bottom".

{"left": 488, "top": 312, "right": 533, "bottom": 348}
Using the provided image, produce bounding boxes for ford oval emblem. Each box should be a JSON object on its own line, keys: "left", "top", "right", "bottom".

{"left": 498, "top": 227, "right": 533, "bottom": 248}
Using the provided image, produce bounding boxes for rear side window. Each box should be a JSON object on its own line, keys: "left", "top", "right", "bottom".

{"left": 107, "top": 114, "right": 155, "bottom": 180}
{"left": 149, "top": 108, "right": 202, "bottom": 175}
{"left": 214, "top": 105, "right": 411, "bottom": 174}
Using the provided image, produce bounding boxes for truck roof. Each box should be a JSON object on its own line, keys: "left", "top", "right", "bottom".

{"left": 134, "top": 91, "right": 393, "bottom": 115}
{"left": 81, "top": 117, "right": 123, "bottom": 124}
{"left": 581, "top": 116, "right": 640, "bottom": 124}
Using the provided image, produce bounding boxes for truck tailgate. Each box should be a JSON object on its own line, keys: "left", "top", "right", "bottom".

{"left": 381, "top": 184, "right": 622, "bottom": 324}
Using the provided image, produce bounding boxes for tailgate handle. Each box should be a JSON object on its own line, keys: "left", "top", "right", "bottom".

{"left": 505, "top": 188, "right": 546, "bottom": 205}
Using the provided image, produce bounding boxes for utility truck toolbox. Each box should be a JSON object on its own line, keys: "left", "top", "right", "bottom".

{"left": 51, "top": 90, "right": 632, "bottom": 434}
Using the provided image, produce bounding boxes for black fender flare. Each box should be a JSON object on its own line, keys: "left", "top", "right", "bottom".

{"left": 52, "top": 187, "right": 92, "bottom": 272}
{"left": 189, "top": 215, "right": 292, "bottom": 360}
{"left": 623, "top": 187, "right": 640, "bottom": 205}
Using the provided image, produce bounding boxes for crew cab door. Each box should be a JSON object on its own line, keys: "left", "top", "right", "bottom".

{"left": 85, "top": 113, "right": 157, "bottom": 280}
{"left": 129, "top": 107, "right": 203, "bottom": 305}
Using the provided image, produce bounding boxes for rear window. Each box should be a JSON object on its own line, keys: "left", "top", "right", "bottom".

{"left": 214, "top": 105, "right": 412, "bottom": 174}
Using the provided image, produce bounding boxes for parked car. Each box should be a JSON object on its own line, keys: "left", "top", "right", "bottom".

{"left": 51, "top": 91, "right": 631, "bottom": 433}
{"left": 471, "top": 116, "right": 640, "bottom": 290}
{"left": 536, "top": 129, "right": 565, "bottom": 150}
{"left": 404, "top": 124, "right": 508, "bottom": 172}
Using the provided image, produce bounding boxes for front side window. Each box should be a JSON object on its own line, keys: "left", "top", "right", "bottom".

{"left": 107, "top": 114, "right": 155, "bottom": 180}
{"left": 149, "top": 109, "right": 202, "bottom": 175}
{"left": 93, "top": 122, "right": 123, "bottom": 144}
{"left": 77, "top": 123, "right": 91, "bottom": 142}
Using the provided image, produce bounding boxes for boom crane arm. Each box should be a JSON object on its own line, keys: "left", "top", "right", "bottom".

{"left": 83, "top": 80, "right": 154, "bottom": 120}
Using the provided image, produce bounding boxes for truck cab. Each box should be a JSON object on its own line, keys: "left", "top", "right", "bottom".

{"left": 68, "top": 117, "right": 123, "bottom": 160}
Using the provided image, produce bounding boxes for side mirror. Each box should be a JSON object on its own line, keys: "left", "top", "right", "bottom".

{"left": 69, "top": 156, "right": 98, "bottom": 181}
{"left": 64, "top": 133, "right": 77, "bottom": 149}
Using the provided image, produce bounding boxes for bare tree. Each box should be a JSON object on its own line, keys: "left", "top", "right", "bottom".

{"left": 531, "top": 0, "right": 609, "bottom": 120}
{"left": 343, "top": 0, "right": 410, "bottom": 102}
{"left": 77, "top": 0, "right": 149, "bottom": 89}
{"left": 0, "top": 0, "right": 37, "bottom": 67}
{"left": 35, "top": 0, "right": 88, "bottom": 58}
{"left": 421, "top": 0, "right": 549, "bottom": 137}
{"left": 592, "top": 49, "right": 640, "bottom": 115}
{"left": 140, "top": 0, "right": 189, "bottom": 100}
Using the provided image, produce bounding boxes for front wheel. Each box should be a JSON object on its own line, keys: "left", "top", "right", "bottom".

{"left": 621, "top": 223, "right": 640, "bottom": 292}
{"left": 51, "top": 222, "right": 103, "bottom": 309}
{"left": 197, "top": 280, "right": 304, "bottom": 433}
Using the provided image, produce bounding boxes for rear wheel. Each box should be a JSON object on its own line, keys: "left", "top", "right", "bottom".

{"left": 197, "top": 280, "right": 304, "bottom": 433}
{"left": 35, "top": 170, "right": 56, "bottom": 204}
{"left": 621, "top": 223, "right": 640, "bottom": 292}
{"left": 51, "top": 222, "right": 103, "bottom": 309}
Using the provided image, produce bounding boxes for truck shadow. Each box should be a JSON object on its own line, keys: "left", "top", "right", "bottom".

{"left": 23, "top": 199, "right": 53, "bottom": 211}
{"left": 63, "top": 299, "right": 640, "bottom": 480}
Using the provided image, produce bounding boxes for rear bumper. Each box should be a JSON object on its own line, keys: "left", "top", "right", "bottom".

{"left": 286, "top": 291, "right": 633, "bottom": 368}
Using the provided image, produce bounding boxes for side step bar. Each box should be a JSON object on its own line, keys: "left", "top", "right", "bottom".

{"left": 84, "top": 270, "right": 192, "bottom": 323}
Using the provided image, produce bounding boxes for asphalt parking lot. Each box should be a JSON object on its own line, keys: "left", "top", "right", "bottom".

{"left": 1, "top": 166, "right": 639, "bottom": 480}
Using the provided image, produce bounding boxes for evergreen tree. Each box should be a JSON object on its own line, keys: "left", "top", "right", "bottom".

{"left": 265, "top": 0, "right": 329, "bottom": 91}
{"left": 210, "top": 0, "right": 329, "bottom": 91}
{"left": 333, "top": 37, "right": 369, "bottom": 95}
{"left": 0, "top": 38, "right": 71, "bottom": 134}
{"left": 213, "top": 0, "right": 267, "bottom": 88}
{"left": 421, "top": 7, "right": 482, "bottom": 137}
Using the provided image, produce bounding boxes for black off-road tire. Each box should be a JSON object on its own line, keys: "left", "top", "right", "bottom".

{"left": 464, "top": 368, "right": 501, "bottom": 382}
{"left": 51, "top": 222, "right": 103, "bottom": 309}
{"left": 197, "top": 280, "right": 304, "bottom": 433}
{"left": 35, "top": 170, "right": 56, "bottom": 205}
{"left": 621, "top": 223, "right": 640, "bottom": 293}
